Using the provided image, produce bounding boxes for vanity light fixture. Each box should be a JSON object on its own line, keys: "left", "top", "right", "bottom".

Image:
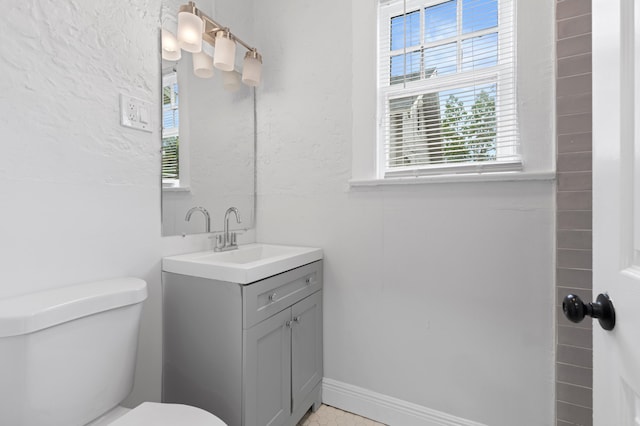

{"left": 242, "top": 49, "right": 262, "bottom": 87}
{"left": 161, "top": 29, "right": 181, "bottom": 61}
{"left": 213, "top": 30, "right": 236, "bottom": 71}
{"left": 193, "top": 51, "right": 214, "bottom": 78}
{"left": 177, "top": 3, "right": 204, "bottom": 53}
{"left": 222, "top": 71, "right": 242, "bottom": 92}
{"left": 173, "top": 1, "right": 262, "bottom": 86}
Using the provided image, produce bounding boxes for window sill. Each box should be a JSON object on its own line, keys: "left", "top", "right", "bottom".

{"left": 349, "top": 171, "right": 556, "bottom": 187}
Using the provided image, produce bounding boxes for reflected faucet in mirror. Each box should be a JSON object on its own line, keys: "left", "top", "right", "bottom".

{"left": 185, "top": 206, "right": 211, "bottom": 233}
{"left": 214, "top": 207, "right": 241, "bottom": 252}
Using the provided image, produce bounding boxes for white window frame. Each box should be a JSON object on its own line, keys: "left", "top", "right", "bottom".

{"left": 376, "top": 0, "right": 523, "bottom": 180}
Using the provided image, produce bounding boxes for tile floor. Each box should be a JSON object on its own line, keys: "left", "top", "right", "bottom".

{"left": 298, "top": 404, "right": 386, "bottom": 426}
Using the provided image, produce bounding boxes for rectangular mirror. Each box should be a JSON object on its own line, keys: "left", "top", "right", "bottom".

{"left": 161, "top": 0, "right": 256, "bottom": 236}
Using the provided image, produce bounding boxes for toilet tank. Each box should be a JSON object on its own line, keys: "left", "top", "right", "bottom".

{"left": 0, "top": 278, "right": 148, "bottom": 426}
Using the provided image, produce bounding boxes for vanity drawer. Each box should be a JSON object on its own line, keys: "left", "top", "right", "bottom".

{"left": 243, "top": 261, "right": 322, "bottom": 329}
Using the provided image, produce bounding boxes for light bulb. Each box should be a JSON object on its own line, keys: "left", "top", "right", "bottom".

{"left": 242, "top": 50, "right": 262, "bottom": 87}
{"left": 222, "top": 71, "right": 241, "bottom": 92}
{"left": 162, "top": 29, "right": 181, "bottom": 61}
{"left": 193, "top": 51, "right": 214, "bottom": 78}
{"left": 177, "top": 10, "right": 203, "bottom": 53}
{"left": 213, "top": 30, "right": 236, "bottom": 71}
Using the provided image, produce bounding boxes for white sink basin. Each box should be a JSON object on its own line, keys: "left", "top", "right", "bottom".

{"left": 162, "top": 243, "right": 323, "bottom": 284}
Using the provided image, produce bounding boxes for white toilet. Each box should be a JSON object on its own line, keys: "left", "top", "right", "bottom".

{"left": 0, "top": 277, "right": 227, "bottom": 426}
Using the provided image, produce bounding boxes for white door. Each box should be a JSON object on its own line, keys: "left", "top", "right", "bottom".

{"left": 593, "top": 0, "right": 640, "bottom": 424}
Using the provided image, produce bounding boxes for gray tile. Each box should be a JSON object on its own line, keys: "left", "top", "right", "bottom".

{"left": 557, "top": 14, "right": 592, "bottom": 39}
{"left": 557, "top": 268, "right": 592, "bottom": 288}
{"left": 557, "top": 287, "right": 593, "bottom": 309}
{"left": 558, "top": 172, "right": 592, "bottom": 191}
{"left": 557, "top": 305, "right": 592, "bottom": 330}
{"left": 558, "top": 249, "right": 592, "bottom": 269}
{"left": 557, "top": 92, "right": 592, "bottom": 116}
{"left": 558, "top": 114, "right": 592, "bottom": 136}
{"left": 557, "top": 364, "right": 593, "bottom": 390}
{"left": 557, "top": 74, "right": 592, "bottom": 97}
{"left": 557, "top": 0, "right": 592, "bottom": 20}
{"left": 557, "top": 344, "right": 593, "bottom": 368}
{"left": 557, "top": 191, "right": 592, "bottom": 211}
{"left": 556, "top": 401, "right": 593, "bottom": 426}
{"left": 557, "top": 382, "right": 592, "bottom": 408}
{"left": 558, "top": 53, "right": 592, "bottom": 77}
{"left": 558, "top": 229, "right": 592, "bottom": 249}
{"left": 557, "top": 211, "right": 592, "bottom": 230}
{"left": 557, "top": 4, "right": 594, "bottom": 426}
{"left": 558, "top": 326, "right": 593, "bottom": 351}
{"left": 558, "top": 132, "right": 592, "bottom": 154}
{"left": 558, "top": 152, "right": 592, "bottom": 172}
{"left": 557, "top": 34, "right": 592, "bottom": 59}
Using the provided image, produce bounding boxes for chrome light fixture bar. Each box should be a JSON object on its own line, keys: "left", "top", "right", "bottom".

{"left": 169, "top": 1, "right": 262, "bottom": 86}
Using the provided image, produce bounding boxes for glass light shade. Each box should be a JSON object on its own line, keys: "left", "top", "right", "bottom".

{"left": 193, "top": 51, "right": 214, "bottom": 78}
{"left": 177, "top": 11, "right": 203, "bottom": 53}
{"left": 222, "top": 71, "right": 241, "bottom": 92}
{"left": 213, "top": 31, "right": 236, "bottom": 71}
{"left": 161, "top": 29, "right": 181, "bottom": 61}
{"left": 242, "top": 52, "right": 262, "bottom": 87}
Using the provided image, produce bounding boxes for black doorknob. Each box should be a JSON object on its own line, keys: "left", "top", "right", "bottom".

{"left": 562, "top": 293, "right": 616, "bottom": 331}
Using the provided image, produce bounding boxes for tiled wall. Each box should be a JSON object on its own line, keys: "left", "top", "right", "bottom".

{"left": 556, "top": 0, "right": 593, "bottom": 425}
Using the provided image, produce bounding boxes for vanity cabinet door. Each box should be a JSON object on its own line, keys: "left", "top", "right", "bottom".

{"left": 291, "top": 291, "right": 323, "bottom": 413}
{"left": 243, "top": 308, "right": 291, "bottom": 426}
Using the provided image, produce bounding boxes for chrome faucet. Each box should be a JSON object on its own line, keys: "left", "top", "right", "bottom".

{"left": 214, "top": 207, "right": 242, "bottom": 252}
{"left": 185, "top": 207, "right": 211, "bottom": 233}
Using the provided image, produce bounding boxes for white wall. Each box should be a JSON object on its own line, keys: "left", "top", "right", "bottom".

{"left": 0, "top": 1, "right": 555, "bottom": 424}
{"left": 253, "top": 1, "right": 556, "bottom": 425}
{"left": 0, "top": 0, "right": 165, "bottom": 405}
{"left": 0, "top": 0, "right": 259, "bottom": 409}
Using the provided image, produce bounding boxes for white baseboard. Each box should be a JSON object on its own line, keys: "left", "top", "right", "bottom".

{"left": 321, "top": 378, "right": 487, "bottom": 426}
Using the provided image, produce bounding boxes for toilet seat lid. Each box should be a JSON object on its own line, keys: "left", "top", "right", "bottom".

{"left": 108, "top": 402, "right": 227, "bottom": 426}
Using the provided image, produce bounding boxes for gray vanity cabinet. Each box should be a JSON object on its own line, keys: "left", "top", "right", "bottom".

{"left": 243, "top": 308, "right": 291, "bottom": 426}
{"left": 163, "top": 260, "right": 323, "bottom": 426}
{"left": 290, "top": 292, "right": 323, "bottom": 413}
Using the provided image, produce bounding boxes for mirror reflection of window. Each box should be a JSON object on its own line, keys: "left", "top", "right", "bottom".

{"left": 162, "top": 70, "right": 180, "bottom": 187}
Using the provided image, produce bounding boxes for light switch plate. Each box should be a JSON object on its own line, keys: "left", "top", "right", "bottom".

{"left": 120, "top": 94, "right": 153, "bottom": 132}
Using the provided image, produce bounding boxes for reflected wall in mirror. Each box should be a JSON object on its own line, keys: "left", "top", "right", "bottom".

{"left": 161, "top": 0, "right": 256, "bottom": 236}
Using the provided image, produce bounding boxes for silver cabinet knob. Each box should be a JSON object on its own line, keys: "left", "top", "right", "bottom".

{"left": 305, "top": 277, "right": 312, "bottom": 285}
{"left": 293, "top": 316, "right": 301, "bottom": 324}
{"left": 268, "top": 292, "right": 277, "bottom": 302}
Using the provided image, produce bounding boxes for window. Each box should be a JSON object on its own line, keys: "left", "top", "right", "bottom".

{"left": 162, "top": 71, "right": 180, "bottom": 186}
{"left": 378, "top": 0, "right": 517, "bottom": 178}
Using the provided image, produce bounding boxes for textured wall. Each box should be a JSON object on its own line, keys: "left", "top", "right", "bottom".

{"left": 0, "top": 0, "right": 261, "bottom": 408}
{"left": 0, "top": 0, "right": 164, "bottom": 404}
{"left": 254, "top": 1, "right": 555, "bottom": 425}
{"left": 0, "top": 0, "right": 258, "bottom": 409}
{"left": 555, "top": 1, "right": 594, "bottom": 425}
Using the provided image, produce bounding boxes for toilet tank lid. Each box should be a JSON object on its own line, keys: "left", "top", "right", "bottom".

{"left": 0, "top": 278, "right": 148, "bottom": 337}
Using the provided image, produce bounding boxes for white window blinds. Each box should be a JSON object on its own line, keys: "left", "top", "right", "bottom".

{"left": 162, "top": 72, "right": 180, "bottom": 181}
{"left": 378, "top": 0, "right": 518, "bottom": 177}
